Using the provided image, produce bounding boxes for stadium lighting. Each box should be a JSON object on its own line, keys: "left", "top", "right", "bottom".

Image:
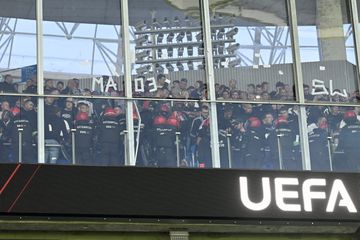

{"left": 157, "top": 33, "right": 164, "bottom": 43}
{"left": 186, "top": 31, "right": 192, "bottom": 41}
{"left": 136, "top": 50, "right": 150, "bottom": 60}
{"left": 135, "top": 35, "right": 148, "bottom": 46}
{"left": 166, "top": 63, "right": 174, "bottom": 72}
{"left": 226, "top": 28, "right": 239, "bottom": 39}
{"left": 187, "top": 61, "right": 194, "bottom": 70}
{"left": 167, "top": 32, "right": 175, "bottom": 42}
{"left": 176, "top": 62, "right": 184, "bottom": 71}
{"left": 136, "top": 65, "right": 151, "bottom": 74}
{"left": 135, "top": 21, "right": 147, "bottom": 31}
{"left": 176, "top": 32, "right": 185, "bottom": 42}
{"left": 226, "top": 43, "right": 240, "bottom": 53}
{"left": 187, "top": 46, "right": 193, "bottom": 56}
{"left": 178, "top": 47, "right": 184, "bottom": 57}
{"left": 167, "top": 47, "right": 174, "bottom": 57}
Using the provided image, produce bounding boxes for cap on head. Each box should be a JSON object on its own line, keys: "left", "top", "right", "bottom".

{"left": 76, "top": 112, "right": 89, "bottom": 121}
{"left": 104, "top": 107, "right": 116, "bottom": 117}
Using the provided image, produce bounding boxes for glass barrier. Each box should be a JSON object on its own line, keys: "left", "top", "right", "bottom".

{"left": 0, "top": 0, "right": 37, "bottom": 95}
{"left": 128, "top": 0, "right": 207, "bottom": 100}
{"left": 43, "top": 96, "right": 126, "bottom": 166}
{"left": 42, "top": 0, "right": 124, "bottom": 97}
{"left": 134, "top": 100, "right": 212, "bottom": 168}
{"left": 208, "top": 0, "right": 295, "bottom": 102}
{"left": 307, "top": 105, "right": 360, "bottom": 172}
{"left": 216, "top": 103, "right": 302, "bottom": 170}
{"left": 297, "top": 0, "right": 359, "bottom": 103}
{"left": 0, "top": 96, "right": 38, "bottom": 163}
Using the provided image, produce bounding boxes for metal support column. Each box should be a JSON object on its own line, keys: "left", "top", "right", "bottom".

{"left": 36, "top": 0, "right": 45, "bottom": 164}
{"left": 121, "top": 0, "right": 136, "bottom": 166}
{"left": 350, "top": 0, "right": 360, "bottom": 90}
{"left": 201, "top": 0, "right": 221, "bottom": 168}
{"left": 71, "top": 129, "right": 76, "bottom": 164}
{"left": 288, "top": 0, "right": 312, "bottom": 170}
{"left": 18, "top": 128, "right": 23, "bottom": 163}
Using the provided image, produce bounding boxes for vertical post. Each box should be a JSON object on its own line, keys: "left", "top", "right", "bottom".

{"left": 350, "top": 0, "right": 360, "bottom": 90}
{"left": 18, "top": 128, "right": 23, "bottom": 163}
{"left": 175, "top": 132, "right": 181, "bottom": 167}
{"left": 36, "top": 0, "right": 45, "bottom": 164}
{"left": 123, "top": 130, "right": 128, "bottom": 165}
{"left": 121, "top": 0, "right": 136, "bottom": 166}
{"left": 226, "top": 133, "right": 232, "bottom": 168}
{"left": 71, "top": 129, "right": 76, "bottom": 164}
{"left": 277, "top": 133, "right": 284, "bottom": 170}
{"left": 201, "top": 0, "right": 221, "bottom": 168}
{"left": 327, "top": 136, "right": 334, "bottom": 171}
{"left": 288, "top": 0, "right": 311, "bottom": 170}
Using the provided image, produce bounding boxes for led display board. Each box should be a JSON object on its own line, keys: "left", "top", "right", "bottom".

{"left": 0, "top": 164, "right": 359, "bottom": 221}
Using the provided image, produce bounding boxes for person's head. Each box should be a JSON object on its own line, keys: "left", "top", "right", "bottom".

{"left": 247, "top": 93, "right": 256, "bottom": 101}
{"left": 45, "top": 79, "right": 54, "bottom": 88}
{"left": 114, "top": 106, "right": 123, "bottom": 116}
{"left": 343, "top": 110, "right": 357, "bottom": 125}
{"left": 23, "top": 100, "right": 34, "bottom": 111}
{"left": 239, "top": 91, "right": 247, "bottom": 100}
{"left": 180, "top": 78, "right": 188, "bottom": 90}
{"left": 246, "top": 84, "right": 255, "bottom": 94}
{"left": 157, "top": 74, "right": 166, "bottom": 86}
{"left": 229, "top": 79, "right": 237, "bottom": 89}
{"left": 82, "top": 88, "right": 92, "bottom": 96}
{"left": 303, "top": 84, "right": 310, "bottom": 95}
{"left": 223, "top": 106, "right": 233, "bottom": 119}
{"left": 67, "top": 79, "right": 76, "bottom": 89}
{"left": 1, "top": 100, "right": 10, "bottom": 111}
{"left": 1, "top": 110, "right": 12, "bottom": 122}
{"left": 261, "top": 82, "right": 269, "bottom": 93}
{"left": 222, "top": 90, "right": 230, "bottom": 99}
{"left": 231, "top": 118, "right": 244, "bottom": 131}
{"left": 65, "top": 98, "right": 74, "bottom": 110}
{"left": 172, "top": 80, "right": 180, "bottom": 89}
{"left": 201, "top": 105, "right": 209, "bottom": 119}
{"left": 263, "top": 112, "right": 274, "bottom": 125}
{"left": 317, "top": 116, "right": 328, "bottom": 129}
{"left": 279, "top": 88, "right": 287, "bottom": 99}
{"left": 275, "top": 81, "right": 285, "bottom": 91}
{"left": 44, "top": 97, "right": 55, "bottom": 106}
{"left": 4, "top": 74, "right": 13, "bottom": 84}
{"left": 255, "top": 84, "right": 262, "bottom": 95}
{"left": 26, "top": 79, "right": 32, "bottom": 87}
{"left": 261, "top": 92, "right": 270, "bottom": 100}
{"left": 331, "top": 106, "right": 340, "bottom": 115}
{"left": 215, "top": 83, "right": 220, "bottom": 92}
{"left": 278, "top": 107, "right": 289, "bottom": 119}
{"left": 57, "top": 81, "right": 64, "bottom": 91}
{"left": 195, "top": 80, "right": 203, "bottom": 89}
{"left": 230, "top": 90, "right": 239, "bottom": 99}
{"left": 242, "top": 104, "right": 253, "bottom": 114}
{"left": 50, "top": 89, "right": 60, "bottom": 95}
{"left": 77, "top": 102, "right": 90, "bottom": 113}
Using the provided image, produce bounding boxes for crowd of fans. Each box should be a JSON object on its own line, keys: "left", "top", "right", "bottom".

{"left": 1, "top": 73, "right": 360, "bottom": 171}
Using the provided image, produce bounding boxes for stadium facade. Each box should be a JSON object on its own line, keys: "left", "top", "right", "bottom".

{"left": 0, "top": 0, "right": 360, "bottom": 239}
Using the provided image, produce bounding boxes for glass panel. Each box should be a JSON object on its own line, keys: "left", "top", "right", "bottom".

{"left": 297, "top": 0, "right": 358, "bottom": 103}
{"left": 128, "top": 0, "right": 207, "bottom": 100}
{"left": 43, "top": 0, "right": 124, "bottom": 97}
{"left": 43, "top": 96, "right": 126, "bottom": 166}
{"left": 307, "top": 105, "right": 360, "bottom": 172}
{"left": 0, "top": 96, "right": 38, "bottom": 164}
{"left": 208, "top": 0, "right": 295, "bottom": 101}
{"left": 134, "top": 100, "right": 212, "bottom": 168}
{"left": 216, "top": 102, "right": 302, "bottom": 170}
{"left": 0, "top": 0, "right": 37, "bottom": 94}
